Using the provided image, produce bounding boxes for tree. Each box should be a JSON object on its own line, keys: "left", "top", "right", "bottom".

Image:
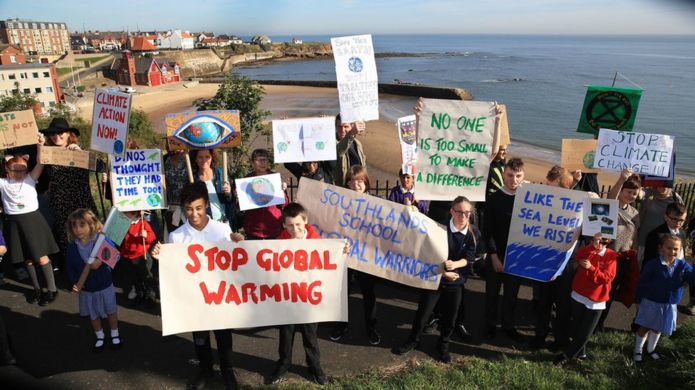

{"left": 0, "top": 83, "right": 39, "bottom": 112}
{"left": 127, "top": 109, "right": 159, "bottom": 148}
{"left": 196, "top": 74, "right": 271, "bottom": 178}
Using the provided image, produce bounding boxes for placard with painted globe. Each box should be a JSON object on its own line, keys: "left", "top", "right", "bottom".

{"left": 245, "top": 177, "right": 275, "bottom": 206}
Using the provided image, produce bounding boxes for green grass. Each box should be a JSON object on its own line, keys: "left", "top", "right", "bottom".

{"left": 268, "top": 320, "right": 695, "bottom": 390}
{"left": 78, "top": 55, "right": 112, "bottom": 63}
{"left": 56, "top": 67, "right": 73, "bottom": 76}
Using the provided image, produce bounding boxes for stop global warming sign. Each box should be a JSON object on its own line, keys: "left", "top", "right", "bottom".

{"left": 414, "top": 99, "right": 495, "bottom": 201}
{"left": 91, "top": 88, "right": 132, "bottom": 155}
{"left": 110, "top": 149, "right": 167, "bottom": 211}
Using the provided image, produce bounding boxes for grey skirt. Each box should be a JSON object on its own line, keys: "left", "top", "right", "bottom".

{"left": 3, "top": 210, "right": 60, "bottom": 264}
{"left": 79, "top": 284, "right": 118, "bottom": 320}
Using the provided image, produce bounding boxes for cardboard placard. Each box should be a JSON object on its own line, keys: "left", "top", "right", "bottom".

{"left": 296, "top": 177, "right": 447, "bottom": 290}
{"left": 504, "top": 183, "right": 585, "bottom": 282}
{"left": 39, "top": 145, "right": 97, "bottom": 170}
{"left": 414, "top": 99, "right": 495, "bottom": 201}
{"left": 165, "top": 110, "right": 241, "bottom": 151}
{"left": 560, "top": 139, "right": 600, "bottom": 174}
{"left": 110, "top": 149, "right": 167, "bottom": 211}
{"left": 159, "top": 239, "right": 348, "bottom": 335}
{"left": 0, "top": 110, "right": 39, "bottom": 150}
{"left": 498, "top": 103, "right": 511, "bottom": 146}
{"left": 90, "top": 88, "right": 132, "bottom": 155}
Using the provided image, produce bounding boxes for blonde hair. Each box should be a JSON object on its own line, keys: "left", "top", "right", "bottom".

{"left": 65, "top": 208, "right": 103, "bottom": 242}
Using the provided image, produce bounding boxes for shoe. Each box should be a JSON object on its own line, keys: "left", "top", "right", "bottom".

{"left": 423, "top": 317, "right": 439, "bottom": 334}
{"left": 484, "top": 325, "right": 497, "bottom": 340}
{"left": 530, "top": 335, "right": 546, "bottom": 350}
{"left": 633, "top": 352, "right": 643, "bottom": 362}
{"left": 266, "top": 370, "right": 286, "bottom": 385}
{"left": 39, "top": 290, "right": 58, "bottom": 306}
{"left": 310, "top": 366, "right": 327, "bottom": 385}
{"left": 577, "top": 353, "right": 590, "bottom": 361}
{"left": 455, "top": 323, "right": 473, "bottom": 343}
{"left": 186, "top": 371, "right": 213, "bottom": 390}
{"left": 647, "top": 351, "right": 660, "bottom": 360}
{"left": 26, "top": 289, "right": 41, "bottom": 304}
{"left": 221, "top": 369, "right": 239, "bottom": 390}
{"left": 687, "top": 304, "right": 695, "bottom": 316}
{"left": 367, "top": 328, "right": 381, "bottom": 345}
{"left": 395, "top": 340, "right": 419, "bottom": 355}
{"left": 554, "top": 353, "right": 569, "bottom": 366}
{"left": 439, "top": 350, "right": 452, "bottom": 363}
{"left": 127, "top": 286, "right": 138, "bottom": 300}
{"left": 111, "top": 335, "right": 122, "bottom": 351}
{"left": 329, "top": 325, "right": 347, "bottom": 341}
{"left": 504, "top": 328, "right": 522, "bottom": 342}
{"left": 93, "top": 338, "right": 105, "bottom": 353}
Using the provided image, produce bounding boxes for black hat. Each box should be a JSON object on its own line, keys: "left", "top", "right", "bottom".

{"left": 41, "top": 118, "right": 80, "bottom": 137}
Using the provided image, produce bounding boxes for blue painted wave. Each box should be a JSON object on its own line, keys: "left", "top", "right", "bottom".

{"left": 504, "top": 242, "right": 570, "bottom": 282}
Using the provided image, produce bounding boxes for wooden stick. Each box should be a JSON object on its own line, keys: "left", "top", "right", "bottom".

{"left": 222, "top": 151, "right": 228, "bottom": 183}
{"left": 185, "top": 153, "right": 194, "bottom": 183}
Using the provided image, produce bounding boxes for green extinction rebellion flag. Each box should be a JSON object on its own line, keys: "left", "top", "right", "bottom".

{"left": 577, "top": 85, "right": 642, "bottom": 134}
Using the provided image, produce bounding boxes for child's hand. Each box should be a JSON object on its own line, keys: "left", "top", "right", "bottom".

{"left": 222, "top": 182, "right": 231, "bottom": 194}
{"left": 140, "top": 229, "right": 148, "bottom": 239}
{"left": 151, "top": 242, "right": 161, "bottom": 260}
{"left": 67, "top": 143, "right": 82, "bottom": 151}
{"left": 444, "top": 259, "right": 455, "bottom": 271}
{"left": 281, "top": 181, "right": 287, "bottom": 191}
{"left": 343, "top": 239, "right": 351, "bottom": 254}
{"left": 443, "top": 271, "right": 459, "bottom": 282}
{"left": 230, "top": 232, "right": 245, "bottom": 242}
{"left": 38, "top": 133, "right": 45, "bottom": 145}
{"left": 578, "top": 259, "right": 592, "bottom": 269}
{"left": 71, "top": 284, "right": 81, "bottom": 292}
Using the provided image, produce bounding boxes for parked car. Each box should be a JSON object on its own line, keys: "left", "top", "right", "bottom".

{"left": 119, "top": 87, "right": 136, "bottom": 93}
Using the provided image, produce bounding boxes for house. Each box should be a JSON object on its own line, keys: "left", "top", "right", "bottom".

{"left": 129, "top": 36, "right": 159, "bottom": 55}
{"left": 84, "top": 31, "right": 128, "bottom": 51}
{"left": 292, "top": 37, "right": 303, "bottom": 44}
{"left": 70, "top": 34, "right": 88, "bottom": 51}
{"left": 196, "top": 32, "right": 215, "bottom": 43}
{"left": 0, "top": 62, "right": 62, "bottom": 113}
{"left": 200, "top": 37, "right": 231, "bottom": 48}
{"left": 229, "top": 35, "right": 243, "bottom": 45}
{"left": 251, "top": 35, "right": 271, "bottom": 45}
{"left": 0, "top": 44, "right": 26, "bottom": 65}
{"left": 158, "top": 30, "right": 194, "bottom": 50}
{"left": 110, "top": 51, "right": 180, "bottom": 87}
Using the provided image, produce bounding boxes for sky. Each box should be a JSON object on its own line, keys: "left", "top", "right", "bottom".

{"left": 1, "top": 0, "right": 694, "bottom": 36}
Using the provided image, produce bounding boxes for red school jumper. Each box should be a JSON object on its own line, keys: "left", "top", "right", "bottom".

{"left": 571, "top": 244, "right": 618, "bottom": 303}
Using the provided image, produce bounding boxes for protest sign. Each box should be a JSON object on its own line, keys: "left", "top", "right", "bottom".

{"left": 272, "top": 117, "right": 337, "bottom": 163}
{"left": 159, "top": 239, "right": 347, "bottom": 335}
{"left": 397, "top": 115, "right": 417, "bottom": 174}
{"left": 331, "top": 34, "right": 379, "bottom": 122}
{"left": 560, "top": 139, "right": 600, "bottom": 174}
{"left": 504, "top": 183, "right": 585, "bottom": 282}
{"left": 39, "top": 145, "right": 97, "bottom": 170}
{"left": 90, "top": 88, "right": 132, "bottom": 155}
{"left": 582, "top": 198, "right": 618, "bottom": 239}
{"left": 235, "top": 173, "right": 286, "bottom": 211}
{"left": 644, "top": 153, "right": 676, "bottom": 188}
{"left": 88, "top": 233, "right": 120, "bottom": 269}
{"left": 165, "top": 110, "right": 241, "bottom": 151}
{"left": 414, "top": 99, "right": 495, "bottom": 201}
{"left": 594, "top": 129, "right": 674, "bottom": 177}
{"left": 109, "top": 149, "right": 166, "bottom": 211}
{"left": 296, "top": 178, "right": 447, "bottom": 290}
{"left": 0, "top": 109, "right": 39, "bottom": 149}
{"left": 577, "top": 85, "right": 642, "bottom": 134}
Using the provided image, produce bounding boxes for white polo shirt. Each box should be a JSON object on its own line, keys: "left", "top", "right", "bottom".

{"left": 167, "top": 218, "right": 232, "bottom": 244}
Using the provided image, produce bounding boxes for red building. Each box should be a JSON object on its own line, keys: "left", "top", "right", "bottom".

{"left": 0, "top": 44, "right": 25, "bottom": 64}
{"left": 110, "top": 51, "right": 180, "bottom": 87}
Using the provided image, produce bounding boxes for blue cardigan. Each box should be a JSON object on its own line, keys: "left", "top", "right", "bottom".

{"left": 66, "top": 242, "right": 113, "bottom": 293}
{"left": 635, "top": 258, "right": 695, "bottom": 304}
{"left": 440, "top": 223, "right": 478, "bottom": 288}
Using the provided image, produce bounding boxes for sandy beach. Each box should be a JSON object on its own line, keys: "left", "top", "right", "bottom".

{"left": 76, "top": 82, "right": 617, "bottom": 188}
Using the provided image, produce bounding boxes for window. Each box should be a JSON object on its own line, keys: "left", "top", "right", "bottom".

{"left": 10, "top": 55, "right": 16, "bottom": 63}
{"left": 35, "top": 87, "right": 42, "bottom": 93}
{"left": 43, "top": 71, "right": 49, "bottom": 77}
{"left": 46, "top": 86, "right": 53, "bottom": 92}
{"left": 8, "top": 74, "right": 16, "bottom": 80}
{"left": 20, "top": 73, "right": 26, "bottom": 79}
{"left": 23, "top": 88, "right": 30, "bottom": 94}
{"left": 32, "top": 72, "right": 39, "bottom": 78}
{"left": 49, "top": 101, "right": 56, "bottom": 107}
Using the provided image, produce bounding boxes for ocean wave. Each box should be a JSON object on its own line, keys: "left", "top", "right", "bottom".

{"left": 480, "top": 77, "right": 526, "bottom": 83}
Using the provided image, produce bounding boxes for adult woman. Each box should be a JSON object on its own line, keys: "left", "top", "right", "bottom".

{"left": 189, "top": 149, "right": 235, "bottom": 228}
{"left": 41, "top": 118, "right": 98, "bottom": 271}
{"left": 329, "top": 165, "right": 382, "bottom": 345}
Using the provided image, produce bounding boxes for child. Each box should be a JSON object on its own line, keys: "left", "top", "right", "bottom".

{"left": 65, "top": 209, "right": 121, "bottom": 352}
{"left": 388, "top": 169, "right": 428, "bottom": 213}
{"left": 242, "top": 149, "right": 289, "bottom": 239}
{"left": 555, "top": 234, "right": 617, "bottom": 365}
{"left": 119, "top": 210, "right": 156, "bottom": 303}
{"left": 150, "top": 182, "right": 238, "bottom": 390}
{"left": 633, "top": 234, "right": 695, "bottom": 362}
{"left": 0, "top": 138, "right": 60, "bottom": 306}
{"left": 238, "top": 203, "right": 329, "bottom": 385}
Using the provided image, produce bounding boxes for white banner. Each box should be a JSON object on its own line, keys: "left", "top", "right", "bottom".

{"left": 296, "top": 178, "right": 447, "bottom": 290}
{"left": 397, "top": 115, "right": 417, "bottom": 174}
{"left": 110, "top": 149, "right": 166, "bottom": 211}
{"left": 91, "top": 88, "right": 132, "bottom": 155}
{"left": 331, "top": 34, "right": 379, "bottom": 122}
{"left": 235, "top": 173, "right": 286, "bottom": 211}
{"left": 272, "top": 117, "right": 337, "bottom": 163}
{"left": 594, "top": 128, "right": 674, "bottom": 177}
{"left": 159, "top": 239, "right": 348, "bottom": 335}
{"left": 414, "top": 99, "right": 495, "bottom": 201}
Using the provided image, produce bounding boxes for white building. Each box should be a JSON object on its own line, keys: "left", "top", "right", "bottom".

{"left": 159, "top": 30, "right": 194, "bottom": 50}
{"left": 0, "top": 19, "right": 70, "bottom": 55}
{"left": 0, "top": 63, "right": 62, "bottom": 113}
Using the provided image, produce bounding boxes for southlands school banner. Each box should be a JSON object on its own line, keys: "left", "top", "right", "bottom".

{"left": 159, "top": 239, "right": 347, "bottom": 335}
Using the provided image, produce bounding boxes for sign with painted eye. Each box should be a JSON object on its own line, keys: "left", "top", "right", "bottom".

{"left": 165, "top": 110, "right": 241, "bottom": 150}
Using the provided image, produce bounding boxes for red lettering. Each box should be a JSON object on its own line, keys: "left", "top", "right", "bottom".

{"left": 309, "top": 250, "right": 323, "bottom": 269}
{"left": 96, "top": 123, "right": 118, "bottom": 140}
{"left": 186, "top": 244, "right": 203, "bottom": 273}
{"left": 308, "top": 280, "right": 323, "bottom": 305}
{"left": 279, "top": 250, "right": 293, "bottom": 271}
{"left": 232, "top": 248, "right": 248, "bottom": 270}
{"left": 199, "top": 281, "right": 225, "bottom": 304}
{"left": 323, "top": 250, "right": 337, "bottom": 270}
{"left": 225, "top": 283, "right": 241, "bottom": 305}
{"left": 242, "top": 283, "right": 258, "bottom": 303}
{"left": 290, "top": 282, "right": 308, "bottom": 302}
{"left": 204, "top": 247, "right": 219, "bottom": 271}
{"left": 259, "top": 284, "right": 282, "bottom": 302}
{"left": 294, "top": 250, "right": 307, "bottom": 271}
{"left": 215, "top": 250, "right": 231, "bottom": 270}
{"left": 256, "top": 249, "right": 272, "bottom": 271}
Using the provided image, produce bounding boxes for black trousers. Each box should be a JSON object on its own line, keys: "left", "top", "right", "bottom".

{"left": 564, "top": 299, "right": 602, "bottom": 359}
{"left": 192, "top": 329, "right": 234, "bottom": 374}
{"left": 121, "top": 256, "right": 154, "bottom": 294}
{"left": 409, "top": 286, "right": 463, "bottom": 349}
{"left": 535, "top": 261, "right": 577, "bottom": 345}
{"left": 276, "top": 323, "right": 321, "bottom": 373}
{"left": 484, "top": 265, "right": 521, "bottom": 330}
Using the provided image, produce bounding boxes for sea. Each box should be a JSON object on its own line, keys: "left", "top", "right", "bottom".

{"left": 232, "top": 34, "right": 695, "bottom": 177}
